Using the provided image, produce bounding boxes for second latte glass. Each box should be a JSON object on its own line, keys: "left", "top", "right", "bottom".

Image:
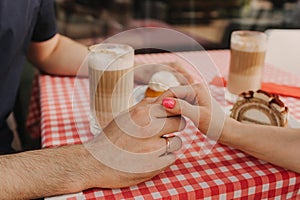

{"left": 226, "top": 30, "right": 267, "bottom": 103}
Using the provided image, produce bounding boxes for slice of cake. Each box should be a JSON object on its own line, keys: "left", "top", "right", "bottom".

{"left": 230, "top": 90, "right": 288, "bottom": 127}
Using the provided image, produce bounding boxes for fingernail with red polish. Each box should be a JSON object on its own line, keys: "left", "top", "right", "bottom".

{"left": 162, "top": 98, "right": 176, "bottom": 109}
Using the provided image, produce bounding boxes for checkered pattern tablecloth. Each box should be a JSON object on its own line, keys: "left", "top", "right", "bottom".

{"left": 27, "top": 50, "right": 300, "bottom": 199}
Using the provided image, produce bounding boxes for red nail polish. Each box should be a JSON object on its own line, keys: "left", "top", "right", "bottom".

{"left": 162, "top": 98, "right": 176, "bottom": 109}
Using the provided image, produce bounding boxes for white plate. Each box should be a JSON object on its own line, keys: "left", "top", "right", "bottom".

{"left": 288, "top": 115, "right": 300, "bottom": 128}
{"left": 133, "top": 85, "right": 148, "bottom": 105}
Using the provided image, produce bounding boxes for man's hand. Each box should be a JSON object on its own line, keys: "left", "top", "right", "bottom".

{"left": 85, "top": 98, "right": 186, "bottom": 188}
{"left": 134, "top": 62, "right": 194, "bottom": 85}
{"left": 0, "top": 98, "right": 185, "bottom": 199}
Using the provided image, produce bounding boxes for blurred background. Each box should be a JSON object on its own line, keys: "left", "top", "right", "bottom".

{"left": 55, "top": 0, "right": 300, "bottom": 49}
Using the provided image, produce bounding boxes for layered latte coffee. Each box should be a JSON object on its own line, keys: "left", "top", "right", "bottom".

{"left": 88, "top": 43, "right": 134, "bottom": 134}
{"left": 226, "top": 31, "right": 267, "bottom": 102}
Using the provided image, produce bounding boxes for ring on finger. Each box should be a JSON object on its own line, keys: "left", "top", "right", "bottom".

{"left": 164, "top": 137, "right": 171, "bottom": 156}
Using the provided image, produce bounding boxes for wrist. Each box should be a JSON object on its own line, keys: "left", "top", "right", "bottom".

{"left": 82, "top": 137, "right": 129, "bottom": 189}
{"left": 57, "top": 144, "right": 106, "bottom": 190}
{"left": 75, "top": 144, "right": 110, "bottom": 189}
{"left": 218, "top": 117, "right": 242, "bottom": 146}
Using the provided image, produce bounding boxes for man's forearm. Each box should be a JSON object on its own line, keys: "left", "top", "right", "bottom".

{"left": 220, "top": 118, "right": 300, "bottom": 173}
{"left": 0, "top": 144, "right": 101, "bottom": 199}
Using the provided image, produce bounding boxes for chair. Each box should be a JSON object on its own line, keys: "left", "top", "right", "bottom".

{"left": 13, "top": 61, "right": 40, "bottom": 151}
{"left": 265, "top": 29, "right": 300, "bottom": 76}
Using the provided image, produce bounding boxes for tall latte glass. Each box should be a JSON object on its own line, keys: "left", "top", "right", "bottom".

{"left": 88, "top": 43, "right": 134, "bottom": 135}
{"left": 226, "top": 31, "right": 267, "bottom": 103}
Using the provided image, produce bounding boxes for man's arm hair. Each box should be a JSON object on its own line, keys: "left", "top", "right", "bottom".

{"left": 0, "top": 144, "right": 102, "bottom": 199}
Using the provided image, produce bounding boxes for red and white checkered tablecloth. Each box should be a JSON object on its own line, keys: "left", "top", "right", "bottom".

{"left": 27, "top": 50, "right": 300, "bottom": 199}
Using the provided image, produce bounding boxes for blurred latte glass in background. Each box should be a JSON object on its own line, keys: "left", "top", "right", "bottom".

{"left": 226, "top": 30, "right": 267, "bottom": 103}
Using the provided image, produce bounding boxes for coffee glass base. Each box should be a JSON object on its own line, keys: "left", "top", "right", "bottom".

{"left": 90, "top": 114, "right": 103, "bottom": 135}
{"left": 225, "top": 88, "right": 238, "bottom": 103}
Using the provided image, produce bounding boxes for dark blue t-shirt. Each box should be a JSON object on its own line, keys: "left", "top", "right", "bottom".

{"left": 0, "top": 0, "right": 57, "bottom": 153}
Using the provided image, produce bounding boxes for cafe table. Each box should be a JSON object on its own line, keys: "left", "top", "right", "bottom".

{"left": 26, "top": 50, "right": 300, "bottom": 199}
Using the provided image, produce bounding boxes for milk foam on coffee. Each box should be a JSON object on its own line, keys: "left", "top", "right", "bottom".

{"left": 231, "top": 31, "right": 267, "bottom": 53}
{"left": 88, "top": 44, "right": 134, "bottom": 70}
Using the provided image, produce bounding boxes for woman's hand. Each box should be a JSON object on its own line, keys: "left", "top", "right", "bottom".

{"left": 155, "top": 83, "right": 214, "bottom": 134}
{"left": 156, "top": 84, "right": 300, "bottom": 174}
{"left": 156, "top": 83, "right": 233, "bottom": 141}
{"left": 134, "top": 62, "right": 194, "bottom": 85}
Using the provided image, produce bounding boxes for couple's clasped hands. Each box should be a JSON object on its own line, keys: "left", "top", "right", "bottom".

{"left": 86, "top": 81, "right": 300, "bottom": 189}
{"left": 85, "top": 83, "right": 226, "bottom": 188}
